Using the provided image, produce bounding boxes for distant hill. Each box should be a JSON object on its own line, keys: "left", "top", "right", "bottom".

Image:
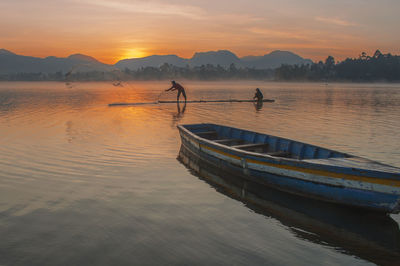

{"left": 0, "top": 49, "right": 112, "bottom": 74}
{"left": 115, "top": 50, "right": 311, "bottom": 70}
{"left": 189, "top": 50, "right": 242, "bottom": 67}
{"left": 241, "top": 50, "right": 313, "bottom": 69}
{"left": 115, "top": 51, "right": 242, "bottom": 70}
{"left": 116, "top": 55, "right": 187, "bottom": 70}
{"left": 0, "top": 48, "right": 312, "bottom": 74}
{"left": 0, "top": 49, "right": 15, "bottom": 56}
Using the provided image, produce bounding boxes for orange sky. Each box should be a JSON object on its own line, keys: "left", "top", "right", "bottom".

{"left": 1, "top": 0, "right": 399, "bottom": 64}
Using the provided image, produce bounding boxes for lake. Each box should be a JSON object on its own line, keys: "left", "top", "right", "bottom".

{"left": 1, "top": 81, "right": 400, "bottom": 265}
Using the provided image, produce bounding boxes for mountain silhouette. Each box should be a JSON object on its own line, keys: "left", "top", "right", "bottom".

{"left": 190, "top": 50, "right": 241, "bottom": 67}
{"left": 242, "top": 50, "right": 313, "bottom": 68}
{"left": 115, "top": 54, "right": 187, "bottom": 70}
{"left": 117, "top": 50, "right": 312, "bottom": 70}
{"left": 0, "top": 50, "right": 112, "bottom": 74}
{"left": 0, "top": 49, "right": 16, "bottom": 56}
{"left": 0, "top": 49, "right": 312, "bottom": 74}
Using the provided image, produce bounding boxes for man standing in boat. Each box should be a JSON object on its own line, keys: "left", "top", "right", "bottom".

{"left": 166, "top": 80, "right": 187, "bottom": 103}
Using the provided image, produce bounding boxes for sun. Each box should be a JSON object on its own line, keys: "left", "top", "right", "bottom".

{"left": 120, "top": 48, "right": 149, "bottom": 60}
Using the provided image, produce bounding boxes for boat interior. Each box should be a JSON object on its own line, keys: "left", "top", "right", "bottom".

{"left": 183, "top": 124, "right": 351, "bottom": 160}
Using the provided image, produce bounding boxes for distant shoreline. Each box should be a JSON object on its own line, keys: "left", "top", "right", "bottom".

{"left": 2, "top": 50, "right": 399, "bottom": 82}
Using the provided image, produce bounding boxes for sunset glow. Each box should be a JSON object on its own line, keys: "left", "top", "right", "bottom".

{"left": 120, "top": 49, "right": 150, "bottom": 61}
{"left": 1, "top": 0, "right": 399, "bottom": 64}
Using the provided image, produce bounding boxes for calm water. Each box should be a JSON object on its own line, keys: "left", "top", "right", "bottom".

{"left": 1, "top": 81, "right": 400, "bottom": 265}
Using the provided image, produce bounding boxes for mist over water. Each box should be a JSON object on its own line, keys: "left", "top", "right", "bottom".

{"left": 1, "top": 81, "right": 400, "bottom": 265}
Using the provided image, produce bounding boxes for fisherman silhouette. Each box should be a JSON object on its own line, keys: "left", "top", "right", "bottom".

{"left": 253, "top": 88, "right": 263, "bottom": 102}
{"left": 166, "top": 81, "right": 187, "bottom": 103}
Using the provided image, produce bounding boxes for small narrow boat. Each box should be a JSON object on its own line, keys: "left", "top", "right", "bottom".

{"left": 109, "top": 99, "right": 274, "bottom": 106}
{"left": 177, "top": 123, "right": 400, "bottom": 213}
{"left": 178, "top": 146, "right": 400, "bottom": 264}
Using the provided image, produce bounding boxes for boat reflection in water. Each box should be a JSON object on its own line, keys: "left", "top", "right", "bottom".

{"left": 178, "top": 145, "right": 400, "bottom": 266}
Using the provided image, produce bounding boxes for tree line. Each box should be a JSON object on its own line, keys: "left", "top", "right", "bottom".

{"left": 0, "top": 63, "right": 273, "bottom": 81}
{"left": 275, "top": 50, "right": 400, "bottom": 82}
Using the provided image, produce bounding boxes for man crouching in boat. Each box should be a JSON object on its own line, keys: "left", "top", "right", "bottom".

{"left": 253, "top": 88, "right": 263, "bottom": 102}
{"left": 166, "top": 80, "right": 187, "bottom": 103}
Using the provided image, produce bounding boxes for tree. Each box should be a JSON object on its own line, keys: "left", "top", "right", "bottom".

{"left": 373, "top": 49, "right": 382, "bottom": 59}
{"left": 360, "top": 52, "right": 368, "bottom": 60}
{"left": 325, "top": 56, "right": 335, "bottom": 67}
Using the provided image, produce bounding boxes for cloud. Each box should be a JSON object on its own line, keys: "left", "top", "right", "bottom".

{"left": 248, "top": 27, "right": 308, "bottom": 40}
{"left": 315, "top": 16, "right": 357, "bottom": 27}
{"left": 74, "top": 0, "right": 206, "bottom": 19}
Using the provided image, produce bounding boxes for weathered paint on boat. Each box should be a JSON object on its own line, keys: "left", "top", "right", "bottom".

{"left": 178, "top": 146, "right": 400, "bottom": 265}
{"left": 177, "top": 123, "right": 400, "bottom": 213}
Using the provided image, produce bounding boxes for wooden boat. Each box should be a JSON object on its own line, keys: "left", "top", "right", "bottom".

{"left": 158, "top": 99, "right": 275, "bottom": 103}
{"left": 178, "top": 146, "right": 400, "bottom": 265}
{"left": 109, "top": 99, "right": 274, "bottom": 106}
{"left": 177, "top": 123, "right": 400, "bottom": 213}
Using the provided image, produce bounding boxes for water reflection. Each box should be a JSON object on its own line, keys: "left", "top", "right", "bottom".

{"left": 178, "top": 145, "right": 400, "bottom": 266}
{"left": 0, "top": 85, "right": 100, "bottom": 116}
{"left": 253, "top": 101, "right": 263, "bottom": 111}
{"left": 171, "top": 102, "right": 186, "bottom": 126}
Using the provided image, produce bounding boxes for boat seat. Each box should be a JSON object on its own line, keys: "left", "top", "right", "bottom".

{"left": 196, "top": 131, "right": 217, "bottom": 136}
{"left": 232, "top": 143, "right": 268, "bottom": 151}
{"left": 266, "top": 151, "right": 291, "bottom": 158}
{"left": 196, "top": 131, "right": 218, "bottom": 139}
{"left": 214, "top": 138, "right": 243, "bottom": 145}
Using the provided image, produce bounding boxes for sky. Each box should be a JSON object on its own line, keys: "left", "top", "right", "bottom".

{"left": 1, "top": 0, "right": 399, "bottom": 64}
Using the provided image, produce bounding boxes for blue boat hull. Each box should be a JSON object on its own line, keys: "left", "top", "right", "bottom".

{"left": 178, "top": 124, "right": 400, "bottom": 213}
{"left": 178, "top": 145, "right": 400, "bottom": 265}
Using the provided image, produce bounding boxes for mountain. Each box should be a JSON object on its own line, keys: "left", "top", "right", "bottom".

{"left": 189, "top": 50, "right": 241, "bottom": 67}
{"left": 68, "top": 53, "right": 99, "bottom": 62}
{"left": 115, "top": 50, "right": 245, "bottom": 70}
{"left": 115, "top": 50, "right": 311, "bottom": 70}
{"left": 115, "top": 50, "right": 244, "bottom": 70}
{"left": 0, "top": 48, "right": 313, "bottom": 74}
{"left": 0, "top": 49, "right": 16, "bottom": 56}
{"left": 0, "top": 49, "right": 112, "bottom": 74}
{"left": 241, "top": 50, "right": 313, "bottom": 69}
{"left": 115, "top": 55, "right": 187, "bottom": 70}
